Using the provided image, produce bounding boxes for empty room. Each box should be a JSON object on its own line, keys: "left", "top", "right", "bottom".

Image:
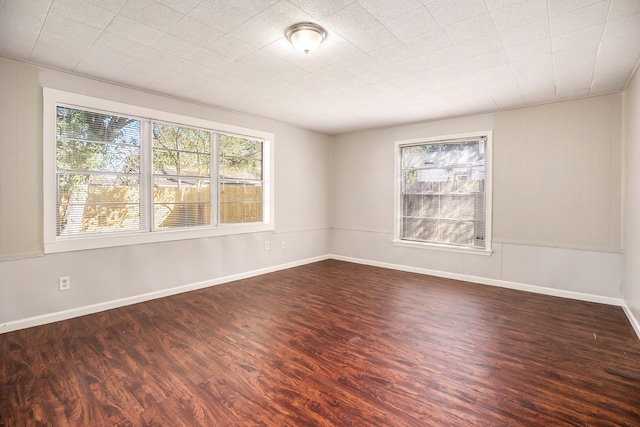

{"left": 1, "top": 0, "right": 640, "bottom": 425}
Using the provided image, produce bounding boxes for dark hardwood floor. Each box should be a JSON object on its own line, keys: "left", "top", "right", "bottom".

{"left": 1, "top": 260, "right": 640, "bottom": 426}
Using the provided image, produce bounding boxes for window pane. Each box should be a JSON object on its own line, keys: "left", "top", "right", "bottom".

{"left": 152, "top": 123, "right": 212, "bottom": 229}
{"left": 57, "top": 174, "right": 140, "bottom": 236}
{"left": 400, "top": 138, "right": 487, "bottom": 249}
{"left": 153, "top": 178, "right": 211, "bottom": 229}
{"left": 56, "top": 107, "right": 141, "bottom": 236}
{"left": 440, "top": 195, "right": 475, "bottom": 220}
{"left": 219, "top": 134, "right": 262, "bottom": 180}
{"left": 220, "top": 182, "right": 263, "bottom": 224}
{"left": 152, "top": 123, "right": 210, "bottom": 152}
{"left": 154, "top": 202, "right": 210, "bottom": 229}
{"left": 153, "top": 123, "right": 210, "bottom": 176}
{"left": 57, "top": 141, "right": 140, "bottom": 173}
{"left": 57, "top": 107, "right": 141, "bottom": 145}
{"left": 219, "top": 134, "right": 263, "bottom": 224}
{"left": 153, "top": 149, "right": 210, "bottom": 176}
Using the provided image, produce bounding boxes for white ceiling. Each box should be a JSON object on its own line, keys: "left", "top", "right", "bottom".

{"left": 1, "top": 0, "right": 639, "bottom": 135}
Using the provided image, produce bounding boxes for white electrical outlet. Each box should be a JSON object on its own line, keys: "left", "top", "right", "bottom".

{"left": 281, "top": 241, "right": 286, "bottom": 249}
{"left": 264, "top": 241, "right": 270, "bottom": 250}
{"left": 59, "top": 276, "right": 71, "bottom": 291}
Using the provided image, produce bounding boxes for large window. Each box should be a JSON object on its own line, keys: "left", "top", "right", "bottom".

{"left": 45, "top": 89, "right": 273, "bottom": 253}
{"left": 394, "top": 132, "right": 492, "bottom": 254}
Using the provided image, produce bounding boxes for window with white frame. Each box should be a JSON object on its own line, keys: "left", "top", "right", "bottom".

{"left": 44, "top": 89, "right": 273, "bottom": 253}
{"left": 394, "top": 132, "right": 492, "bottom": 253}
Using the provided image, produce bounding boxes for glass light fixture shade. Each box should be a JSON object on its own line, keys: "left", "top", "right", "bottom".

{"left": 285, "top": 23, "right": 327, "bottom": 54}
{"left": 290, "top": 29, "right": 323, "bottom": 53}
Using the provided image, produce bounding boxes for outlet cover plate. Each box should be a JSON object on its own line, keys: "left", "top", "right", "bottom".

{"left": 59, "top": 276, "right": 71, "bottom": 291}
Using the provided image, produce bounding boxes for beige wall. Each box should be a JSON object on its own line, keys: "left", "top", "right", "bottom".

{"left": 493, "top": 95, "right": 622, "bottom": 252}
{"left": 331, "top": 98, "right": 623, "bottom": 299}
{"left": 0, "top": 57, "right": 332, "bottom": 329}
{"left": 0, "top": 57, "right": 43, "bottom": 260}
{"left": 622, "top": 65, "right": 640, "bottom": 331}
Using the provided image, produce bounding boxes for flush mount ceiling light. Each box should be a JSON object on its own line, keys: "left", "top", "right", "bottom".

{"left": 285, "top": 22, "right": 327, "bottom": 54}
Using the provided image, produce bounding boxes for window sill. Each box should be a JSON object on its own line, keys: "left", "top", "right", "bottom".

{"left": 45, "top": 222, "right": 274, "bottom": 254}
{"left": 392, "top": 239, "right": 493, "bottom": 256}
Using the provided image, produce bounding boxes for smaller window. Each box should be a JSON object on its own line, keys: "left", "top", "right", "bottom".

{"left": 394, "top": 132, "right": 492, "bottom": 254}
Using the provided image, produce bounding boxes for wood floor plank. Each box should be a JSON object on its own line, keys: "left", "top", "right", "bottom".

{"left": 1, "top": 260, "right": 639, "bottom": 426}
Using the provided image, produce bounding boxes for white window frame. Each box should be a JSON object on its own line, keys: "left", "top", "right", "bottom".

{"left": 43, "top": 88, "right": 274, "bottom": 254}
{"left": 393, "top": 131, "right": 493, "bottom": 256}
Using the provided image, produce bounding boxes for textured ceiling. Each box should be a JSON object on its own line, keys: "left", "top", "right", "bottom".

{"left": 1, "top": 0, "right": 639, "bottom": 134}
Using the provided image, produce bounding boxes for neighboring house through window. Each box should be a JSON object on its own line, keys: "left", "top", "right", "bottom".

{"left": 394, "top": 132, "right": 492, "bottom": 254}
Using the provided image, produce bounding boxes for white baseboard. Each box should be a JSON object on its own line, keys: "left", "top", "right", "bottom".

{"left": 0, "top": 255, "right": 330, "bottom": 334}
{"left": 621, "top": 300, "right": 640, "bottom": 341}
{"left": 2, "top": 253, "right": 635, "bottom": 338}
{"left": 329, "top": 254, "right": 624, "bottom": 307}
